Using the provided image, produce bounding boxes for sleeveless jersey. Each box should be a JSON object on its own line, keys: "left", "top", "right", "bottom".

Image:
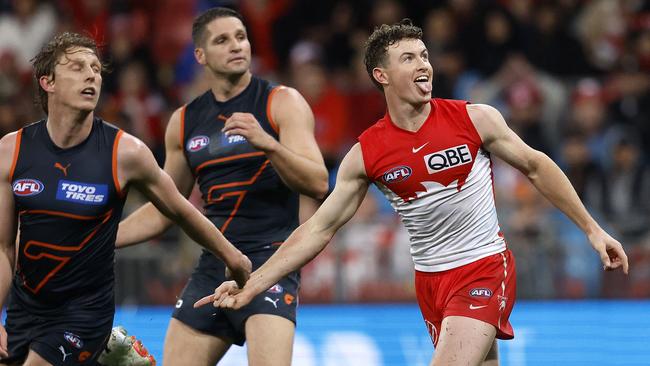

{"left": 181, "top": 76, "right": 299, "bottom": 253}
{"left": 358, "top": 99, "right": 506, "bottom": 272}
{"left": 9, "top": 118, "right": 125, "bottom": 312}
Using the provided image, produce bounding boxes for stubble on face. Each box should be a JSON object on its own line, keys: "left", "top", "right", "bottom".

{"left": 201, "top": 17, "right": 251, "bottom": 78}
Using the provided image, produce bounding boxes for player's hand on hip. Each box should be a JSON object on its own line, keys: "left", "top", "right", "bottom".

{"left": 193, "top": 280, "right": 254, "bottom": 310}
{"left": 223, "top": 112, "right": 278, "bottom": 152}
{"left": 225, "top": 253, "right": 252, "bottom": 288}
{"left": 0, "top": 323, "right": 9, "bottom": 358}
{"left": 588, "top": 228, "right": 629, "bottom": 274}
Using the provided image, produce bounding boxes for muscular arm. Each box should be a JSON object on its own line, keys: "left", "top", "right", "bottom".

{"left": 196, "top": 144, "right": 369, "bottom": 309}
{"left": 116, "top": 132, "right": 250, "bottom": 285}
{"left": 0, "top": 133, "right": 18, "bottom": 357}
{"left": 223, "top": 87, "right": 329, "bottom": 199}
{"left": 116, "top": 108, "right": 195, "bottom": 247}
{"left": 468, "top": 103, "right": 628, "bottom": 273}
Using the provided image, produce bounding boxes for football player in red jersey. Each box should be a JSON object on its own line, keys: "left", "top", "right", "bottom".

{"left": 197, "top": 19, "right": 628, "bottom": 366}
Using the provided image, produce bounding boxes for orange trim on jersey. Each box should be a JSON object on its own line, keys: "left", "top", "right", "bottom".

{"left": 21, "top": 210, "right": 112, "bottom": 294}
{"left": 266, "top": 86, "right": 284, "bottom": 134}
{"left": 19, "top": 209, "right": 110, "bottom": 221}
{"left": 8, "top": 129, "right": 23, "bottom": 182}
{"left": 195, "top": 151, "right": 265, "bottom": 174}
{"left": 179, "top": 105, "right": 187, "bottom": 149}
{"left": 207, "top": 160, "right": 270, "bottom": 232}
{"left": 112, "top": 130, "right": 125, "bottom": 197}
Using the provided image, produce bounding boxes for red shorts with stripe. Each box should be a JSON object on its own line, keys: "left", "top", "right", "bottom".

{"left": 415, "top": 249, "right": 516, "bottom": 346}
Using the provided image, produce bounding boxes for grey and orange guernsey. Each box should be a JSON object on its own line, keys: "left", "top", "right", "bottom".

{"left": 4, "top": 117, "right": 125, "bottom": 365}
{"left": 173, "top": 76, "right": 300, "bottom": 346}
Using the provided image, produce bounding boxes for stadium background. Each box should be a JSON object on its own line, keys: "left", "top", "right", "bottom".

{"left": 1, "top": 0, "right": 649, "bottom": 364}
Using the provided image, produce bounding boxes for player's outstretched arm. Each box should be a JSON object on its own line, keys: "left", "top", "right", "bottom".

{"left": 116, "top": 108, "right": 195, "bottom": 248}
{"left": 468, "top": 104, "right": 629, "bottom": 274}
{"left": 0, "top": 133, "right": 19, "bottom": 358}
{"left": 116, "top": 132, "right": 251, "bottom": 287}
{"left": 222, "top": 87, "right": 329, "bottom": 199}
{"left": 194, "top": 143, "right": 370, "bottom": 309}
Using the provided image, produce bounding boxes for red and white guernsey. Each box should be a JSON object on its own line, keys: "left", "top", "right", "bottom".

{"left": 358, "top": 99, "right": 506, "bottom": 272}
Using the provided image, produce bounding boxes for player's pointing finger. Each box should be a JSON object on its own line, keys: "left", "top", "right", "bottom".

{"left": 193, "top": 294, "right": 215, "bottom": 308}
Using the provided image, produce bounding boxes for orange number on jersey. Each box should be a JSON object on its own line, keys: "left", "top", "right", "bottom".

{"left": 19, "top": 210, "right": 112, "bottom": 294}
{"left": 206, "top": 160, "right": 270, "bottom": 232}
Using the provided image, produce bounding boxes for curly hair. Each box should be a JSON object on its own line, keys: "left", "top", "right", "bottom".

{"left": 363, "top": 19, "right": 423, "bottom": 91}
{"left": 31, "top": 32, "right": 103, "bottom": 115}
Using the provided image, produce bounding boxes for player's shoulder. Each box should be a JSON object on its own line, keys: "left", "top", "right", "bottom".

{"left": 167, "top": 105, "right": 186, "bottom": 126}
{"left": 0, "top": 129, "right": 20, "bottom": 149}
{"left": 466, "top": 103, "right": 501, "bottom": 118}
{"left": 465, "top": 103, "right": 506, "bottom": 132}
{"left": 0, "top": 130, "right": 19, "bottom": 159}
{"left": 115, "top": 132, "right": 151, "bottom": 167}
{"left": 0, "top": 119, "right": 47, "bottom": 153}
{"left": 0, "top": 129, "right": 21, "bottom": 177}
{"left": 269, "top": 85, "right": 305, "bottom": 107}
{"left": 185, "top": 89, "right": 213, "bottom": 110}
{"left": 253, "top": 75, "right": 302, "bottom": 102}
{"left": 266, "top": 82, "right": 312, "bottom": 129}
{"left": 358, "top": 114, "right": 389, "bottom": 142}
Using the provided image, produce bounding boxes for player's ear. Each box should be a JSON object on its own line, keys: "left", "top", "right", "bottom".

{"left": 194, "top": 47, "right": 206, "bottom": 65}
{"left": 372, "top": 67, "right": 388, "bottom": 87}
{"left": 39, "top": 74, "right": 55, "bottom": 93}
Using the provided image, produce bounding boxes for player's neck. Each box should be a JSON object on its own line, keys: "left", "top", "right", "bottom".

{"left": 386, "top": 94, "right": 431, "bottom": 132}
{"left": 210, "top": 71, "right": 252, "bottom": 102}
{"left": 45, "top": 105, "right": 94, "bottom": 149}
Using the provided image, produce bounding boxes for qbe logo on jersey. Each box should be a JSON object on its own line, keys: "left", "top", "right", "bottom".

{"left": 56, "top": 180, "right": 107, "bottom": 205}
{"left": 423, "top": 144, "right": 473, "bottom": 174}
{"left": 13, "top": 179, "right": 44, "bottom": 196}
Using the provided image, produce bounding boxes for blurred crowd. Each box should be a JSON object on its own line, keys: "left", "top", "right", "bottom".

{"left": 2, "top": 0, "right": 650, "bottom": 303}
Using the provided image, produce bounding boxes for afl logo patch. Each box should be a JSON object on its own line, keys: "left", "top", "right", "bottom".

{"left": 12, "top": 179, "right": 44, "bottom": 196}
{"left": 63, "top": 332, "right": 84, "bottom": 349}
{"left": 382, "top": 166, "right": 412, "bottom": 184}
{"left": 267, "top": 284, "right": 284, "bottom": 294}
{"left": 187, "top": 135, "right": 210, "bottom": 152}
{"left": 469, "top": 288, "right": 492, "bottom": 297}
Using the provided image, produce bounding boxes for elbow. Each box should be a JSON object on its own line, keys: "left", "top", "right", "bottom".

{"left": 312, "top": 178, "right": 329, "bottom": 200}
{"left": 304, "top": 219, "right": 335, "bottom": 247}
{"left": 312, "top": 168, "right": 330, "bottom": 200}
{"left": 524, "top": 151, "right": 549, "bottom": 182}
{"left": 298, "top": 170, "right": 329, "bottom": 200}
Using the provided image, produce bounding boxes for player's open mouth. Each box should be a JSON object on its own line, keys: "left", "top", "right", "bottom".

{"left": 414, "top": 75, "right": 431, "bottom": 94}
{"left": 81, "top": 87, "right": 96, "bottom": 96}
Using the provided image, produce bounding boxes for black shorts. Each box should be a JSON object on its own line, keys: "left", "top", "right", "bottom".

{"left": 172, "top": 248, "right": 300, "bottom": 346}
{"left": 1, "top": 296, "right": 113, "bottom": 366}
